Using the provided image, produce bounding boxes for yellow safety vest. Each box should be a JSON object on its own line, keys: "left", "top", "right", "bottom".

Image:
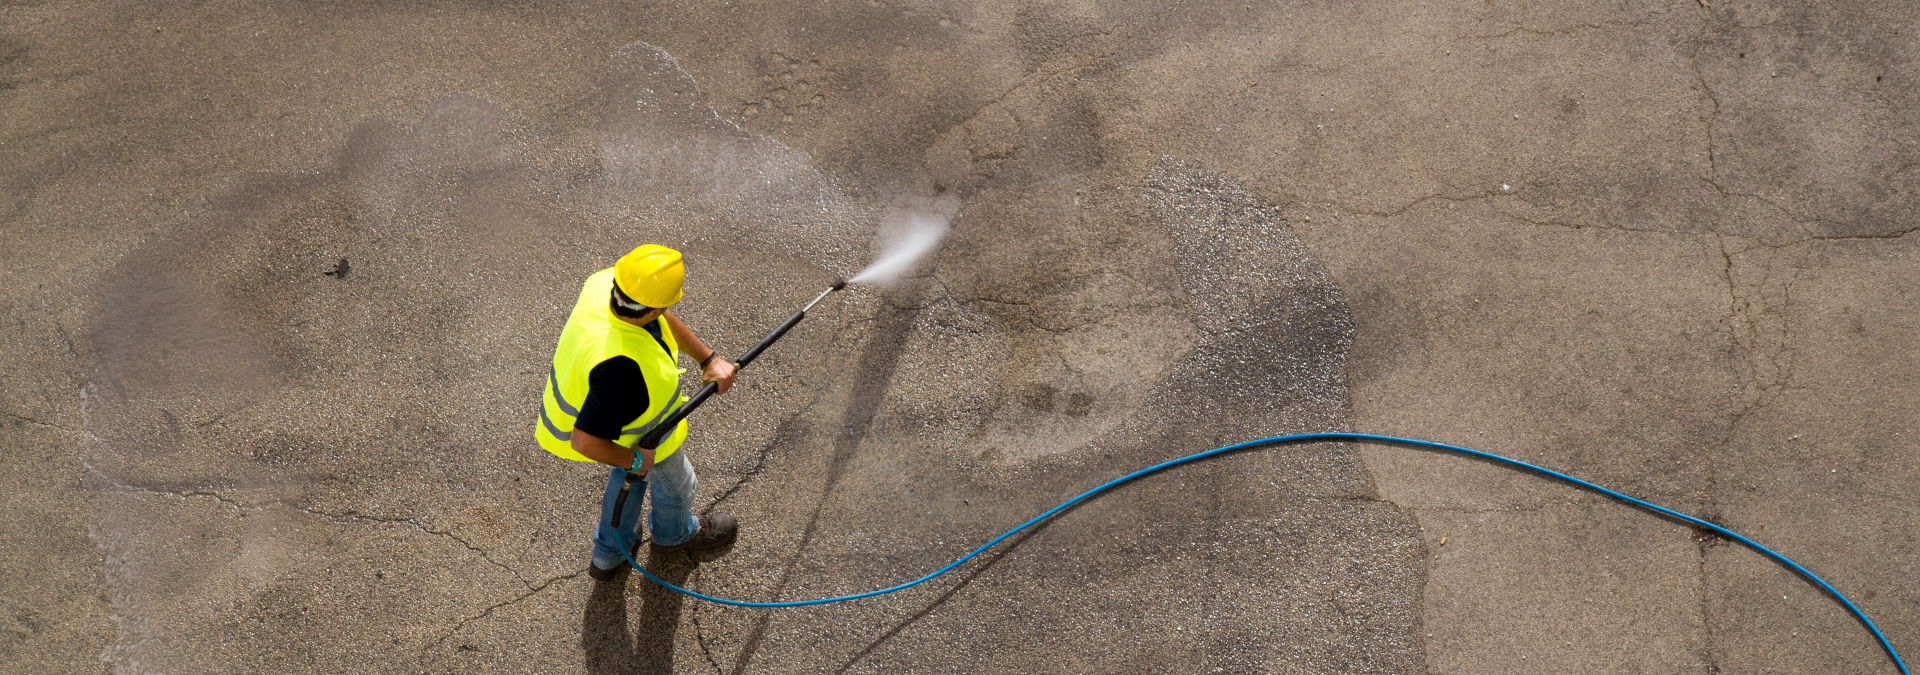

{"left": 536, "top": 268, "right": 689, "bottom": 464}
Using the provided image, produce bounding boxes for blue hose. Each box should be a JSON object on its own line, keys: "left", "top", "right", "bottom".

{"left": 617, "top": 432, "right": 1908, "bottom": 673}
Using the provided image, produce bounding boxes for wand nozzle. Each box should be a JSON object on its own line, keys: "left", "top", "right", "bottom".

{"left": 830, "top": 278, "right": 847, "bottom": 291}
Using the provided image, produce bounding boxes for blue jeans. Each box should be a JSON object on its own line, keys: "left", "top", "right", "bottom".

{"left": 592, "top": 449, "right": 699, "bottom": 568}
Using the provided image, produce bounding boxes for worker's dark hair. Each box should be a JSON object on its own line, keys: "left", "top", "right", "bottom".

{"left": 610, "top": 284, "right": 656, "bottom": 319}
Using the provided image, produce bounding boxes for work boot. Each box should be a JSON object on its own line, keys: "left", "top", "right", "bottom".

{"left": 587, "top": 559, "right": 624, "bottom": 582}
{"left": 652, "top": 512, "right": 737, "bottom": 551}
{"left": 588, "top": 540, "right": 642, "bottom": 581}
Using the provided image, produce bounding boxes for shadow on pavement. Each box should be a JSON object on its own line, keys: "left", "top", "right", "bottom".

{"left": 583, "top": 548, "right": 698, "bottom": 674}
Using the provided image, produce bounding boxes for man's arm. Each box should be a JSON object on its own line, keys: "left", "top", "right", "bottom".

{"left": 571, "top": 357, "right": 651, "bottom": 474}
{"left": 571, "top": 429, "right": 649, "bottom": 473}
{"left": 662, "top": 309, "right": 738, "bottom": 393}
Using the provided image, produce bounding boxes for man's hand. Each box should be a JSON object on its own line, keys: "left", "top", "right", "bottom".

{"left": 703, "top": 357, "right": 737, "bottom": 394}
{"left": 664, "top": 309, "right": 738, "bottom": 394}
{"left": 630, "top": 445, "right": 655, "bottom": 476}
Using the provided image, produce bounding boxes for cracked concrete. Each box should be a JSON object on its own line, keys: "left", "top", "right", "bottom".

{"left": 82, "top": 458, "right": 539, "bottom": 588}
{"left": 434, "top": 568, "right": 586, "bottom": 648}
{"left": 3, "top": 0, "right": 1916, "bottom": 672}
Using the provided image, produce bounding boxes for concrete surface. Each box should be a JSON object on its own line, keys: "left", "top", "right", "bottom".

{"left": 2, "top": 0, "right": 1915, "bottom": 672}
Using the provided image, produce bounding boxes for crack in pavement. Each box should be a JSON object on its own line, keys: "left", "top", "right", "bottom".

{"left": 1692, "top": 112, "right": 1803, "bottom": 668}
{"left": 1261, "top": 180, "right": 1705, "bottom": 240}
{"left": 1410, "top": 502, "right": 1593, "bottom": 515}
{"left": 82, "top": 462, "right": 253, "bottom": 511}
{"left": 687, "top": 570, "right": 726, "bottom": 675}
{"left": 294, "top": 507, "right": 537, "bottom": 588}
{"left": 1489, "top": 210, "right": 1697, "bottom": 237}
{"left": 1695, "top": 519, "right": 1723, "bottom": 672}
{"left": 82, "top": 463, "right": 536, "bottom": 587}
{"left": 1691, "top": 11, "right": 1724, "bottom": 193}
{"left": 927, "top": 0, "right": 1197, "bottom": 171}
{"left": 1685, "top": 12, "right": 1914, "bottom": 246}
{"left": 1715, "top": 244, "right": 1803, "bottom": 409}
{"left": 2, "top": 408, "right": 76, "bottom": 432}
{"left": 429, "top": 567, "right": 586, "bottom": 649}
{"left": 932, "top": 56, "right": 1094, "bottom": 156}
{"left": 1334, "top": 190, "right": 1503, "bottom": 219}
{"left": 1267, "top": 183, "right": 1712, "bottom": 240}
{"left": 924, "top": 267, "right": 1120, "bottom": 335}
{"left": 702, "top": 416, "right": 800, "bottom": 513}
{"left": 1431, "top": 5, "right": 1686, "bottom": 43}
{"left": 1759, "top": 225, "right": 1920, "bottom": 248}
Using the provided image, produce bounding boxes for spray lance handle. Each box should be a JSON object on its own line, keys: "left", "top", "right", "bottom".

{"left": 626, "top": 279, "right": 846, "bottom": 484}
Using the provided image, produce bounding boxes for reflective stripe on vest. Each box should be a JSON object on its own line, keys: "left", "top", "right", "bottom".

{"left": 536, "top": 268, "right": 689, "bottom": 464}
{"left": 538, "top": 364, "right": 681, "bottom": 443}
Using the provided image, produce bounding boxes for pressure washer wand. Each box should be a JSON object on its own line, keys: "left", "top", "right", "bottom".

{"left": 626, "top": 278, "right": 847, "bottom": 483}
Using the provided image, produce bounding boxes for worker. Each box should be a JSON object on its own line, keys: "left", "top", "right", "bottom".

{"left": 536, "top": 244, "right": 739, "bottom": 581}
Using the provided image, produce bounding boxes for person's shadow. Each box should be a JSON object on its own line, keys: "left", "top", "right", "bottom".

{"left": 583, "top": 541, "right": 738, "bottom": 674}
{"left": 582, "top": 547, "right": 696, "bottom": 675}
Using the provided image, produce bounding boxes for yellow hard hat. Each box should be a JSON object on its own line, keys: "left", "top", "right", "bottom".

{"left": 613, "top": 244, "right": 685, "bottom": 308}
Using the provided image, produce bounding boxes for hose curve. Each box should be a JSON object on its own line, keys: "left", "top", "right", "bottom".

{"left": 617, "top": 432, "right": 1908, "bottom": 674}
